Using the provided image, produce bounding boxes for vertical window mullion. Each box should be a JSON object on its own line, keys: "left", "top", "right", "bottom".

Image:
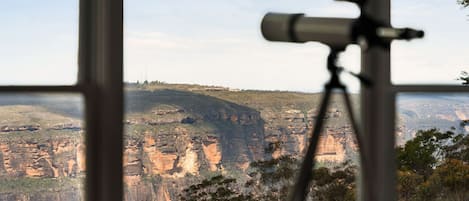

{"left": 360, "top": 0, "right": 396, "bottom": 200}
{"left": 79, "top": 0, "right": 124, "bottom": 200}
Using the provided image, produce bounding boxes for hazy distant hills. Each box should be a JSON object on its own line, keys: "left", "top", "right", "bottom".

{"left": 397, "top": 94, "right": 469, "bottom": 143}
{"left": 0, "top": 84, "right": 467, "bottom": 141}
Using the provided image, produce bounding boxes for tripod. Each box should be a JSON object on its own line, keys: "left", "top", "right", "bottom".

{"left": 288, "top": 48, "right": 370, "bottom": 201}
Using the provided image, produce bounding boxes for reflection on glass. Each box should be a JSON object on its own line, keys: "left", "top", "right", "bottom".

{"left": 396, "top": 93, "right": 469, "bottom": 200}
{"left": 0, "top": 1, "right": 78, "bottom": 85}
{"left": 0, "top": 94, "right": 84, "bottom": 200}
{"left": 391, "top": 0, "right": 469, "bottom": 84}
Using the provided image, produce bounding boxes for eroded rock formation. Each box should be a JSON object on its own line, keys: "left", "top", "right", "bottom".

{"left": 0, "top": 89, "right": 361, "bottom": 201}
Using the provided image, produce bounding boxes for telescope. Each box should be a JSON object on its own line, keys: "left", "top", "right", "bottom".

{"left": 260, "top": 4, "right": 425, "bottom": 201}
{"left": 261, "top": 13, "right": 424, "bottom": 49}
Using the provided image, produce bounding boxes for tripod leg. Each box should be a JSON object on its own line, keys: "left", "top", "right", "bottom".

{"left": 340, "top": 87, "right": 369, "bottom": 200}
{"left": 288, "top": 86, "right": 333, "bottom": 201}
{"left": 340, "top": 87, "right": 367, "bottom": 162}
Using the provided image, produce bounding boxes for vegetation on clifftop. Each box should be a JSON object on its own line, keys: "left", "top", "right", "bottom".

{"left": 179, "top": 128, "right": 469, "bottom": 201}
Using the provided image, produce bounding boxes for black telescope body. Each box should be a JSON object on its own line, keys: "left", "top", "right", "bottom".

{"left": 261, "top": 13, "right": 424, "bottom": 49}
{"left": 261, "top": 13, "right": 355, "bottom": 48}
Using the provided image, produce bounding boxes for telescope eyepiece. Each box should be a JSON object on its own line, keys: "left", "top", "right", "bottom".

{"left": 400, "top": 28, "right": 424, "bottom": 40}
{"left": 376, "top": 27, "right": 425, "bottom": 40}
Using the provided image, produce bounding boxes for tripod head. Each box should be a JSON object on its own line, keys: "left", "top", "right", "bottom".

{"left": 325, "top": 48, "right": 372, "bottom": 93}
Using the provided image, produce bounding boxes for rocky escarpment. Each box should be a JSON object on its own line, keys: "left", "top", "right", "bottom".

{"left": 15, "top": 87, "right": 469, "bottom": 201}
{"left": 261, "top": 107, "right": 357, "bottom": 162}
{"left": 0, "top": 105, "right": 84, "bottom": 201}
{"left": 0, "top": 138, "right": 85, "bottom": 178}
{"left": 125, "top": 90, "right": 266, "bottom": 169}
{"left": 123, "top": 90, "right": 266, "bottom": 199}
{"left": 0, "top": 88, "right": 360, "bottom": 201}
{"left": 1, "top": 85, "right": 468, "bottom": 201}
{"left": 397, "top": 94, "right": 469, "bottom": 145}
{"left": 120, "top": 89, "right": 360, "bottom": 200}
{"left": 0, "top": 141, "right": 84, "bottom": 201}
{"left": 191, "top": 89, "right": 361, "bottom": 163}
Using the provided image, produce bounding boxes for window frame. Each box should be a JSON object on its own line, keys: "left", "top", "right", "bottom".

{"left": 0, "top": 0, "right": 468, "bottom": 201}
{"left": 359, "top": 0, "right": 469, "bottom": 201}
{"left": 0, "top": 0, "right": 124, "bottom": 201}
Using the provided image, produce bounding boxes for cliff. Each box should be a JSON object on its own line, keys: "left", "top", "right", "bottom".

{"left": 121, "top": 88, "right": 358, "bottom": 200}
{"left": 1, "top": 85, "right": 466, "bottom": 201}
{"left": 0, "top": 105, "right": 84, "bottom": 201}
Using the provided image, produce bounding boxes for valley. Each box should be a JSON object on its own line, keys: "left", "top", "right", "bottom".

{"left": 0, "top": 83, "right": 467, "bottom": 200}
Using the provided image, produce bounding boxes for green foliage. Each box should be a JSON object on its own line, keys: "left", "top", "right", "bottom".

{"left": 247, "top": 155, "right": 299, "bottom": 200}
{"left": 396, "top": 129, "right": 454, "bottom": 178}
{"left": 458, "top": 0, "right": 469, "bottom": 7}
{"left": 246, "top": 155, "right": 357, "bottom": 201}
{"left": 0, "top": 177, "right": 82, "bottom": 193}
{"left": 179, "top": 175, "right": 253, "bottom": 201}
{"left": 249, "top": 155, "right": 298, "bottom": 184}
{"left": 457, "top": 71, "right": 469, "bottom": 86}
{"left": 446, "top": 133, "right": 469, "bottom": 162}
{"left": 426, "top": 159, "right": 469, "bottom": 200}
{"left": 397, "top": 170, "right": 424, "bottom": 201}
{"left": 127, "top": 81, "right": 330, "bottom": 113}
{"left": 396, "top": 128, "right": 469, "bottom": 200}
{"left": 311, "top": 164, "right": 357, "bottom": 201}
{"left": 0, "top": 130, "right": 81, "bottom": 142}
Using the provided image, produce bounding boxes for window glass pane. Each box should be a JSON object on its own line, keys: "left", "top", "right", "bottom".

{"left": 396, "top": 93, "right": 469, "bottom": 200}
{"left": 0, "top": 1, "right": 78, "bottom": 85}
{"left": 124, "top": 1, "right": 362, "bottom": 200}
{"left": 124, "top": 0, "right": 361, "bottom": 92}
{"left": 0, "top": 94, "right": 84, "bottom": 200}
{"left": 391, "top": 0, "right": 469, "bottom": 85}
{"left": 124, "top": 86, "right": 361, "bottom": 200}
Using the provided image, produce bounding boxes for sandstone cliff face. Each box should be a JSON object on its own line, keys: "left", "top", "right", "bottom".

{"left": 0, "top": 138, "right": 85, "bottom": 178}
{"left": 125, "top": 90, "right": 266, "bottom": 171}
{"left": 122, "top": 90, "right": 267, "bottom": 200}
{"left": 0, "top": 89, "right": 357, "bottom": 201}
{"left": 2, "top": 86, "right": 467, "bottom": 201}
{"left": 0, "top": 134, "right": 85, "bottom": 201}
{"left": 0, "top": 189, "right": 82, "bottom": 201}
{"left": 0, "top": 104, "right": 85, "bottom": 201}
{"left": 119, "top": 90, "right": 358, "bottom": 200}
{"left": 261, "top": 106, "right": 356, "bottom": 163}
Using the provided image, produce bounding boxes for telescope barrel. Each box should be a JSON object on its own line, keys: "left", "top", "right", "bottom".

{"left": 261, "top": 13, "right": 425, "bottom": 47}
{"left": 261, "top": 13, "right": 355, "bottom": 48}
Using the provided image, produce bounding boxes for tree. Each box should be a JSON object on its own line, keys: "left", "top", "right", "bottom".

{"left": 397, "top": 170, "right": 424, "bottom": 201}
{"left": 457, "top": 71, "right": 469, "bottom": 86}
{"left": 396, "top": 128, "right": 469, "bottom": 200}
{"left": 179, "top": 175, "right": 252, "bottom": 201}
{"left": 425, "top": 159, "right": 469, "bottom": 200}
{"left": 396, "top": 129, "right": 454, "bottom": 178}
{"left": 311, "top": 165, "right": 356, "bottom": 201}
{"left": 458, "top": 0, "right": 469, "bottom": 7}
{"left": 246, "top": 155, "right": 299, "bottom": 200}
{"left": 446, "top": 134, "right": 469, "bottom": 163}
{"left": 246, "top": 156, "right": 357, "bottom": 201}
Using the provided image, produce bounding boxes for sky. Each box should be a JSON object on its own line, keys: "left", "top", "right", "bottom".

{"left": 0, "top": 0, "right": 468, "bottom": 92}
